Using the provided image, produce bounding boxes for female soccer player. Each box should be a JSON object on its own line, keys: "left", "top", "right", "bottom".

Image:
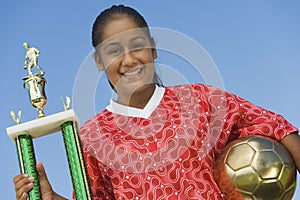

{"left": 14, "top": 5, "right": 300, "bottom": 200}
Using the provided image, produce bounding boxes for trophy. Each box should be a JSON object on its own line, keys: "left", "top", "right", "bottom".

{"left": 7, "top": 43, "right": 93, "bottom": 199}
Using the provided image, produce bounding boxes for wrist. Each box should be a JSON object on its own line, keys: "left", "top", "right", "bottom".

{"left": 52, "top": 192, "right": 68, "bottom": 200}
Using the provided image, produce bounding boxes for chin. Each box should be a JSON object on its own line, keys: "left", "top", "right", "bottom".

{"left": 118, "top": 82, "right": 154, "bottom": 95}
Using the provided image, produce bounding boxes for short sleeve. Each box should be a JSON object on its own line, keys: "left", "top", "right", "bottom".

{"left": 224, "top": 91, "right": 298, "bottom": 141}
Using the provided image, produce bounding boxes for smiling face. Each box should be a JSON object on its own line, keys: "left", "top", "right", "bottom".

{"left": 94, "top": 17, "right": 157, "bottom": 101}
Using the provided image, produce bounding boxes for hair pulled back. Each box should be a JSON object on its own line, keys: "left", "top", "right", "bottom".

{"left": 92, "top": 5, "right": 151, "bottom": 48}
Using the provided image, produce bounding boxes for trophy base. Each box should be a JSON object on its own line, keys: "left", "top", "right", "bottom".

{"left": 6, "top": 109, "right": 79, "bottom": 141}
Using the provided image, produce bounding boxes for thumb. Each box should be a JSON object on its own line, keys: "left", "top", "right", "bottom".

{"left": 36, "top": 161, "right": 53, "bottom": 195}
{"left": 36, "top": 161, "right": 47, "bottom": 179}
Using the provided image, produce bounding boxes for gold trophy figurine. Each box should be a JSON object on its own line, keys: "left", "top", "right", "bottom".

{"left": 22, "top": 42, "right": 47, "bottom": 118}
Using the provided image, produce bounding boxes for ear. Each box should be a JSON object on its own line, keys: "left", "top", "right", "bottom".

{"left": 94, "top": 51, "right": 105, "bottom": 71}
{"left": 151, "top": 38, "right": 157, "bottom": 59}
{"left": 152, "top": 47, "right": 157, "bottom": 60}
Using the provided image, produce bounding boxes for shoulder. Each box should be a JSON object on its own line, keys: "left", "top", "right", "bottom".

{"left": 165, "top": 83, "right": 221, "bottom": 91}
{"left": 79, "top": 109, "right": 111, "bottom": 135}
{"left": 165, "top": 83, "right": 227, "bottom": 97}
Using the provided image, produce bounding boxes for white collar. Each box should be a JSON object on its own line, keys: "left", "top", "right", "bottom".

{"left": 106, "top": 85, "right": 165, "bottom": 118}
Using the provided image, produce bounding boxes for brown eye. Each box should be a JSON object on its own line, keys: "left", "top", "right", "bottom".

{"left": 107, "top": 47, "right": 123, "bottom": 56}
{"left": 131, "top": 43, "right": 145, "bottom": 51}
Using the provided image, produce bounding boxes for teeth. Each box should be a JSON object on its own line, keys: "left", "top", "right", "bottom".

{"left": 124, "top": 68, "right": 142, "bottom": 76}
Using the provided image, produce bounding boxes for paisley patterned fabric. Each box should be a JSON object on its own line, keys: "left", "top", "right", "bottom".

{"left": 78, "top": 84, "right": 298, "bottom": 200}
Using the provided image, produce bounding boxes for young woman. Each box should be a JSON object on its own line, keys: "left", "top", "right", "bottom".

{"left": 14, "top": 5, "right": 300, "bottom": 200}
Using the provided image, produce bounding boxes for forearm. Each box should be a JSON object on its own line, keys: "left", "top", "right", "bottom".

{"left": 281, "top": 132, "right": 300, "bottom": 173}
{"left": 53, "top": 192, "right": 68, "bottom": 200}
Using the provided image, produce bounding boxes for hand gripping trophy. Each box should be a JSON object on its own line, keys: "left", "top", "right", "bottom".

{"left": 7, "top": 43, "right": 93, "bottom": 200}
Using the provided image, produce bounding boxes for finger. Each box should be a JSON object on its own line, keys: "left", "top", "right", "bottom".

{"left": 15, "top": 181, "right": 34, "bottom": 200}
{"left": 14, "top": 174, "right": 34, "bottom": 190}
{"left": 19, "top": 192, "right": 29, "bottom": 200}
{"left": 13, "top": 174, "right": 27, "bottom": 184}
{"left": 36, "top": 161, "right": 48, "bottom": 180}
{"left": 36, "top": 161, "right": 53, "bottom": 195}
{"left": 14, "top": 174, "right": 34, "bottom": 199}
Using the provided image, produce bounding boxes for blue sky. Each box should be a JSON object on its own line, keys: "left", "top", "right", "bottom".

{"left": 1, "top": 1, "right": 300, "bottom": 199}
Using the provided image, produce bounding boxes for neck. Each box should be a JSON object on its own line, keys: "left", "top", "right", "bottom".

{"left": 117, "top": 83, "right": 156, "bottom": 109}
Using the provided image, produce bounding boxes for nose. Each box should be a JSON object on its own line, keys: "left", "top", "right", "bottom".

{"left": 121, "top": 51, "right": 137, "bottom": 67}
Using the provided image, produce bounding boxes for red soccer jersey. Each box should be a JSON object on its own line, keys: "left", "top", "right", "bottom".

{"left": 78, "top": 84, "right": 298, "bottom": 200}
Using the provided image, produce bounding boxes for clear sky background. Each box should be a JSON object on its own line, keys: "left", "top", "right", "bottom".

{"left": 1, "top": 1, "right": 300, "bottom": 199}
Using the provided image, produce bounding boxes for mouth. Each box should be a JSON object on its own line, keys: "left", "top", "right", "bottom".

{"left": 122, "top": 67, "right": 143, "bottom": 77}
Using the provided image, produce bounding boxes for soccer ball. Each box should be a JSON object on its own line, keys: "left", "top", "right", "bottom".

{"left": 213, "top": 136, "right": 297, "bottom": 200}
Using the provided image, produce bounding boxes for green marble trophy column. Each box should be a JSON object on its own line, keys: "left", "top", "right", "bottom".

{"left": 15, "top": 134, "right": 41, "bottom": 199}
{"left": 61, "top": 120, "right": 93, "bottom": 199}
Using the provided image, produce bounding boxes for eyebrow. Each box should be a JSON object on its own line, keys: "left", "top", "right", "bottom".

{"left": 104, "top": 42, "right": 120, "bottom": 51}
{"left": 130, "top": 36, "right": 147, "bottom": 42}
{"left": 103, "top": 35, "right": 148, "bottom": 51}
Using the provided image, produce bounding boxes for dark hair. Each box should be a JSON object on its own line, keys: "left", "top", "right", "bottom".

{"left": 92, "top": 5, "right": 151, "bottom": 47}
{"left": 92, "top": 5, "right": 163, "bottom": 87}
